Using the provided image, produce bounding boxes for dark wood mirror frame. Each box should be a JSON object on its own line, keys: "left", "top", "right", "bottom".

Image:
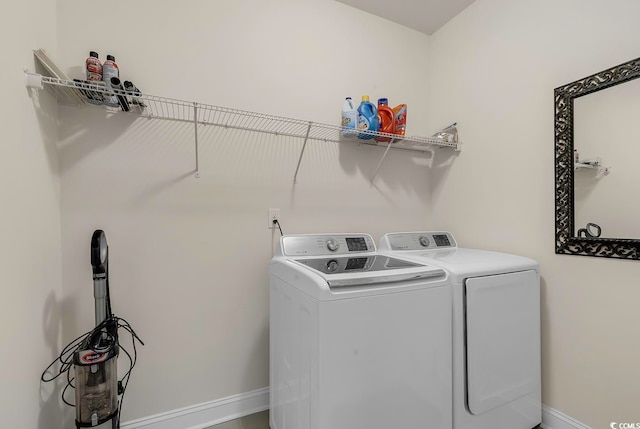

{"left": 555, "top": 56, "right": 640, "bottom": 259}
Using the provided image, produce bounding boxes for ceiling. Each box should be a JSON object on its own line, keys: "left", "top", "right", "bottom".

{"left": 336, "top": 0, "right": 476, "bottom": 35}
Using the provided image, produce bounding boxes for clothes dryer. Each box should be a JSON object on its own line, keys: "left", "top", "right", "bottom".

{"left": 379, "top": 232, "right": 541, "bottom": 429}
{"left": 270, "top": 233, "right": 453, "bottom": 429}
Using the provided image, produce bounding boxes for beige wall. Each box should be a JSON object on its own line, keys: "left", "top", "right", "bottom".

{"left": 428, "top": 0, "right": 640, "bottom": 427}
{"left": 56, "top": 0, "right": 433, "bottom": 422}
{"left": 13, "top": 0, "right": 640, "bottom": 426}
{"left": 0, "top": 0, "right": 63, "bottom": 427}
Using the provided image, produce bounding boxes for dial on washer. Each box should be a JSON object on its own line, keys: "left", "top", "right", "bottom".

{"left": 419, "top": 236, "right": 430, "bottom": 247}
{"left": 326, "top": 239, "right": 339, "bottom": 252}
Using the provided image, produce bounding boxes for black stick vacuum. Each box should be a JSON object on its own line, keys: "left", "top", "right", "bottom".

{"left": 72, "top": 230, "right": 120, "bottom": 428}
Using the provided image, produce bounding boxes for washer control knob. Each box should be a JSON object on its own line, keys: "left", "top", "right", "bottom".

{"left": 326, "top": 239, "right": 340, "bottom": 252}
{"left": 326, "top": 260, "right": 339, "bottom": 272}
{"left": 419, "top": 236, "right": 430, "bottom": 247}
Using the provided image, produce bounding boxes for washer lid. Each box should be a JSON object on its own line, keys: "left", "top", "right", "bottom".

{"left": 414, "top": 248, "right": 537, "bottom": 275}
{"left": 292, "top": 255, "right": 446, "bottom": 288}
{"left": 295, "top": 255, "right": 420, "bottom": 274}
{"left": 379, "top": 232, "right": 538, "bottom": 277}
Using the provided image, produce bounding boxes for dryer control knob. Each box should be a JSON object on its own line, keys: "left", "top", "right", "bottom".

{"left": 326, "top": 259, "right": 339, "bottom": 272}
{"left": 326, "top": 239, "right": 340, "bottom": 252}
{"left": 419, "top": 236, "right": 430, "bottom": 247}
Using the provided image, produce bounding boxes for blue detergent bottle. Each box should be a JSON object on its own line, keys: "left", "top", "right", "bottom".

{"left": 357, "top": 95, "right": 379, "bottom": 140}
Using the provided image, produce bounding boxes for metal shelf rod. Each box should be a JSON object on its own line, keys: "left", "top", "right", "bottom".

{"left": 293, "top": 122, "right": 312, "bottom": 184}
{"left": 194, "top": 102, "right": 200, "bottom": 178}
{"left": 370, "top": 142, "right": 394, "bottom": 185}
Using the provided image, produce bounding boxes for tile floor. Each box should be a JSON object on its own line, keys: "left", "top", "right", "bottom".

{"left": 206, "top": 410, "right": 269, "bottom": 429}
{"left": 206, "top": 411, "right": 543, "bottom": 429}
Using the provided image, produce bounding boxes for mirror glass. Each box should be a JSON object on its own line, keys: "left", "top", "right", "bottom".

{"left": 573, "top": 78, "right": 640, "bottom": 238}
{"left": 555, "top": 56, "right": 640, "bottom": 259}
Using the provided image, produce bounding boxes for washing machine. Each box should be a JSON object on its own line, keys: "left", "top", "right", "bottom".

{"left": 269, "top": 233, "right": 453, "bottom": 429}
{"left": 379, "top": 231, "right": 541, "bottom": 429}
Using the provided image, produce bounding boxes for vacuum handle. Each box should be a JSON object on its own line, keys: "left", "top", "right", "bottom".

{"left": 94, "top": 277, "right": 107, "bottom": 326}
{"left": 91, "top": 230, "right": 110, "bottom": 326}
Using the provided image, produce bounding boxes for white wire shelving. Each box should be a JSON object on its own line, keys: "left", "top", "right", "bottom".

{"left": 574, "top": 158, "right": 610, "bottom": 176}
{"left": 24, "top": 72, "right": 461, "bottom": 183}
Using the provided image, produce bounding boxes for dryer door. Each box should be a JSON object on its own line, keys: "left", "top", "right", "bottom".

{"left": 465, "top": 270, "right": 540, "bottom": 415}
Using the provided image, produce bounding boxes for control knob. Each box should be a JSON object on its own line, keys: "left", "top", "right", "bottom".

{"left": 419, "top": 236, "right": 430, "bottom": 247}
{"left": 326, "top": 260, "right": 339, "bottom": 272}
{"left": 326, "top": 239, "right": 340, "bottom": 252}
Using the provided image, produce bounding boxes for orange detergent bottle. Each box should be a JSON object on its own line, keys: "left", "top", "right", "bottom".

{"left": 376, "top": 98, "right": 395, "bottom": 142}
{"left": 393, "top": 104, "right": 407, "bottom": 137}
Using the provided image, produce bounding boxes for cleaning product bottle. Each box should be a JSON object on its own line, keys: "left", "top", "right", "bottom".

{"left": 86, "top": 51, "right": 102, "bottom": 81}
{"left": 357, "top": 96, "right": 379, "bottom": 140}
{"left": 102, "top": 55, "right": 119, "bottom": 107}
{"left": 392, "top": 104, "right": 407, "bottom": 137}
{"left": 341, "top": 97, "right": 358, "bottom": 138}
{"left": 376, "top": 98, "right": 395, "bottom": 142}
{"left": 85, "top": 51, "right": 103, "bottom": 105}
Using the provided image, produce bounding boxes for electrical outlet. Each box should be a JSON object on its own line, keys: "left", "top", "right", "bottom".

{"left": 268, "top": 208, "right": 280, "bottom": 229}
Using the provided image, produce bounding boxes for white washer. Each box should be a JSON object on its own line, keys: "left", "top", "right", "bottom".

{"left": 270, "top": 233, "right": 453, "bottom": 429}
{"left": 379, "top": 232, "right": 541, "bottom": 429}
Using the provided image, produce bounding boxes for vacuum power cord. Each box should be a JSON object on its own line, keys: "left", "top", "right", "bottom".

{"left": 41, "top": 315, "right": 144, "bottom": 426}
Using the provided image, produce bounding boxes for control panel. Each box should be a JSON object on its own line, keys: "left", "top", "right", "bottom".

{"left": 380, "top": 232, "right": 457, "bottom": 251}
{"left": 296, "top": 256, "right": 375, "bottom": 274}
{"left": 280, "top": 234, "right": 376, "bottom": 257}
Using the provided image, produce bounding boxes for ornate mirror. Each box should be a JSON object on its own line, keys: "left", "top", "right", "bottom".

{"left": 555, "top": 57, "right": 640, "bottom": 259}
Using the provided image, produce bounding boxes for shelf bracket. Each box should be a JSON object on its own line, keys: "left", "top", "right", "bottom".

{"left": 432, "top": 122, "right": 459, "bottom": 150}
{"left": 24, "top": 71, "right": 43, "bottom": 89}
{"left": 369, "top": 122, "right": 459, "bottom": 185}
{"left": 293, "top": 122, "right": 312, "bottom": 184}
{"left": 193, "top": 102, "right": 200, "bottom": 178}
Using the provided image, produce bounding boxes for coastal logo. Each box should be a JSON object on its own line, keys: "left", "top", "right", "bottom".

{"left": 610, "top": 423, "right": 640, "bottom": 429}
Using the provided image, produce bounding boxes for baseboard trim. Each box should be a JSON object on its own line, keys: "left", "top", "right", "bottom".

{"left": 120, "top": 387, "right": 269, "bottom": 429}
{"left": 542, "top": 404, "right": 592, "bottom": 429}
{"left": 121, "top": 393, "right": 591, "bottom": 429}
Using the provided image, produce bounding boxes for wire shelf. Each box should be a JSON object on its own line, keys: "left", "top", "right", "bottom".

{"left": 26, "top": 74, "right": 460, "bottom": 152}
{"left": 575, "top": 158, "right": 610, "bottom": 176}
{"left": 25, "top": 71, "right": 460, "bottom": 182}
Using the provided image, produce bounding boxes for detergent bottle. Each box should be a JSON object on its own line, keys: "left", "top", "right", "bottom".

{"left": 357, "top": 96, "right": 379, "bottom": 140}
{"left": 376, "top": 98, "right": 395, "bottom": 142}
{"left": 392, "top": 104, "right": 407, "bottom": 137}
{"left": 341, "top": 97, "right": 358, "bottom": 138}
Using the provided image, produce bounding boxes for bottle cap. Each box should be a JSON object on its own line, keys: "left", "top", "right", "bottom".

{"left": 106, "top": 55, "right": 115, "bottom": 61}
{"left": 378, "top": 98, "right": 388, "bottom": 105}
{"left": 362, "top": 95, "right": 369, "bottom": 101}
{"left": 90, "top": 51, "right": 99, "bottom": 58}
{"left": 346, "top": 97, "right": 352, "bottom": 100}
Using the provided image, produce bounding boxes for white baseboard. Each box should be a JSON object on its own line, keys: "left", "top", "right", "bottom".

{"left": 120, "top": 387, "right": 269, "bottom": 429}
{"left": 120, "top": 393, "right": 590, "bottom": 429}
{"left": 542, "top": 404, "right": 592, "bottom": 429}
